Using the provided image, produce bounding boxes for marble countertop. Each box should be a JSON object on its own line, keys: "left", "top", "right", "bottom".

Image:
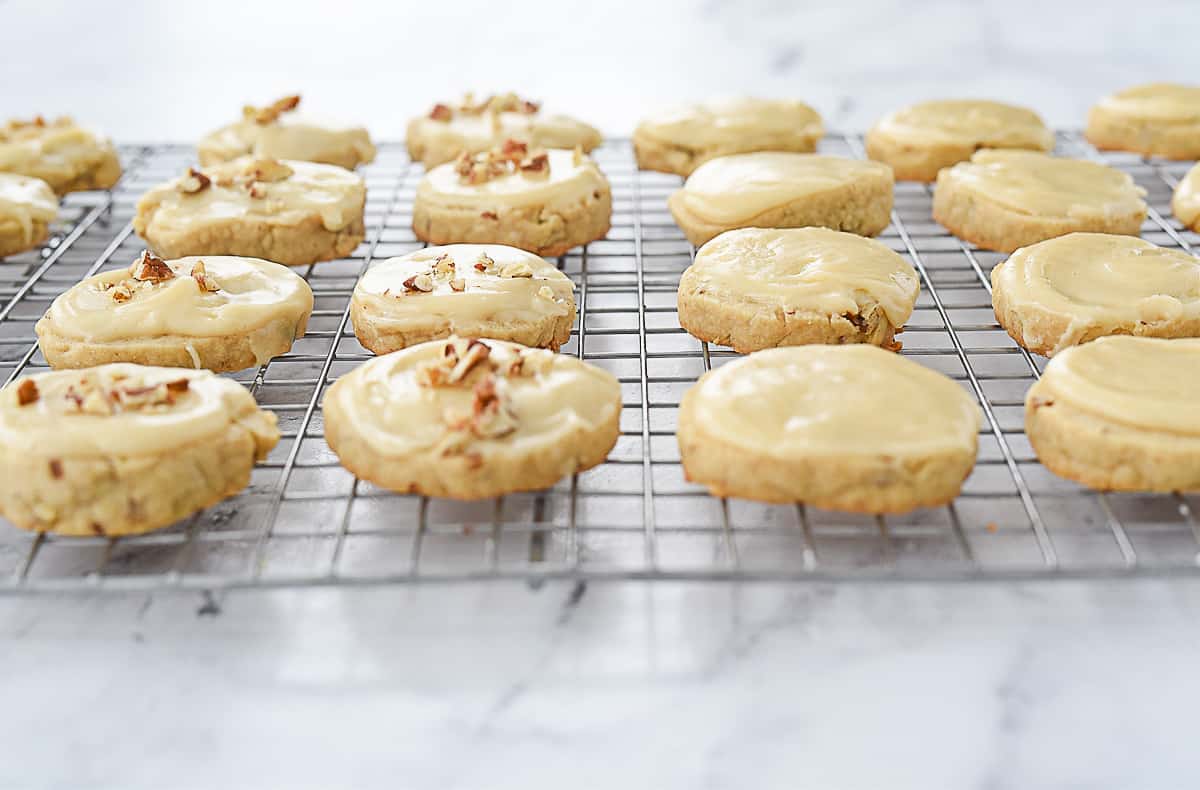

{"left": 3, "top": 0, "right": 1200, "bottom": 787}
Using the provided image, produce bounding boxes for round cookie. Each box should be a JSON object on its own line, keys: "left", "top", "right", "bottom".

{"left": 1086, "top": 83, "right": 1200, "bottom": 160}
{"left": 36, "top": 250, "right": 314, "bottom": 372}
{"left": 0, "top": 173, "right": 57, "bottom": 258}
{"left": 352, "top": 244, "right": 575, "bottom": 354}
{"left": 992, "top": 233, "right": 1200, "bottom": 357}
{"left": 0, "top": 363, "right": 279, "bottom": 536}
{"left": 667, "top": 152, "right": 894, "bottom": 247}
{"left": 633, "top": 98, "right": 824, "bottom": 177}
{"left": 1026, "top": 336, "right": 1200, "bottom": 491}
{"left": 133, "top": 157, "right": 366, "bottom": 267}
{"left": 0, "top": 116, "right": 121, "bottom": 194}
{"left": 412, "top": 142, "right": 611, "bottom": 257}
{"left": 677, "top": 227, "right": 918, "bottom": 352}
{"left": 677, "top": 345, "right": 981, "bottom": 512}
{"left": 866, "top": 99, "right": 1055, "bottom": 182}
{"left": 1172, "top": 161, "right": 1200, "bottom": 232}
{"left": 198, "top": 94, "right": 376, "bottom": 170}
{"left": 406, "top": 93, "right": 602, "bottom": 168}
{"left": 932, "top": 150, "right": 1147, "bottom": 253}
{"left": 324, "top": 336, "right": 621, "bottom": 499}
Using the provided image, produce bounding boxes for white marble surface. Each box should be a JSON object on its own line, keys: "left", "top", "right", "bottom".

{"left": 2, "top": 581, "right": 1200, "bottom": 789}
{"left": 3, "top": 1, "right": 1200, "bottom": 787}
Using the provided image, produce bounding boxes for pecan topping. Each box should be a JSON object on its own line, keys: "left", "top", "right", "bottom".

{"left": 62, "top": 373, "right": 189, "bottom": 416}
{"left": 449, "top": 278, "right": 466, "bottom": 292}
{"left": 131, "top": 251, "right": 175, "bottom": 283}
{"left": 446, "top": 340, "right": 492, "bottom": 384}
{"left": 480, "top": 211, "right": 498, "bottom": 221}
{"left": 429, "top": 103, "right": 453, "bottom": 122}
{"left": 432, "top": 254, "right": 456, "bottom": 278}
{"left": 16, "top": 379, "right": 38, "bottom": 406}
{"left": 110, "top": 284, "right": 133, "bottom": 303}
{"left": 246, "top": 94, "right": 301, "bottom": 125}
{"left": 474, "top": 252, "right": 495, "bottom": 272}
{"left": 191, "top": 261, "right": 221, "bottom": 292}
{"left": 403, "top": 273, "right": 434, "bottom": 293}
{"left": 49, "top": 459, "right": 63, "bottom": 479}
{"left": 470, "top": 375, "right": 518, "bottom": 438}
{"left": 179, "top": 167, "right": 212, "bottom": 194}
{"left": 500, "top": 260, "right": 534, "bottom": 278}
{"left": 519, "top": 152, "right": 549, "bottom": 176}
{"left": 244, "top": 158, "right": 294, "bottom": 183}
{"left": 247, "top": 184, "right": 267, "bottom": 199}
{"left": 454, "top": 140, "right": 551, "bottom": 185}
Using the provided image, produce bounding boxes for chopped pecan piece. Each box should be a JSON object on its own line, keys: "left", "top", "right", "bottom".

{"left": 16, "top": 379, "right": 38, "bottom": 406}
{"left": 166, "top": 378, "right": 190, "bottom": 394}
{"left": 131, "top": 251, "right": 175, "bottom": 283}
{"left": 470, "top": 375, "right": 518, "bottom": 438}
{"left": 403, "top": 273, "right": 434, "bottom": 293}
{"left": 111, "top": 283, "right": 133, "bottom": 303}
{"left": 446, "top": 340, "right": 491, "bottom": 384}
{"left": 244, "top": 158, "right": 294, "bottom": 183}
{"left": 49, "top": 459, "right": 63, "bottom": 479}
{"left": 80, "top": 388, "right": 113, "bottom": 416}
{"left": 474, "top": 252, "right": 495, "bottom": 272}
{"left": 500, "top": 260, "right": 534, "bottom": 278}
{"left": 429, "top": 103, "right": 453, "bottom": 122}
{"left": 191, "top": 261, "right": 221, "bottom": 292}
{"left": 449, "top": 278, "right": 466, "bottom": 292}
{"left": 480, "top": 211, "right": 498, "bottom": 221}
{"left": 500, "top": 139, "right": 528, "bottom": 160}
{"left": 179, "top": 167, "right": 212, "bottom": 194}
{"left": 247, "top": 94, "right": 301, "bottom": 125}
{"left": 519, "top": 151, "right": 549, "bottom": 175}
{"left": 432, "top": 254, "right": 456, "bottom": 278}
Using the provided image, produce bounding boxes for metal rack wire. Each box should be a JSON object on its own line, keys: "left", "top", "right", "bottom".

{"left": 2, "top": 133, "right": 1199, "bottom": 593}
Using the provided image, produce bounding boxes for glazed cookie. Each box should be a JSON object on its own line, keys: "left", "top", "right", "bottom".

{"left": 0, "top": 363, "right": 278, "bottom": 536}
{"left": 36, "top": 250, "right": 314, "bottom": 372}
{"left": 678, "top": 345, "right": 980, "bottom": 512}
{"left": 406, "top": 93, "right": 602, "bottom": 168}
{"left": 677, "top": 227, "right": 918, "bottom": 352}
{"left": 352, "top": 244, "right": 575, "bottom": 354}
{"left": 992, "top": 233, "right": 1200, "bottom": 356}
{"left": 1086, "top": 83, "right": 1200, "bottom": 160}
{"left": 667, "top": 152, "right": 894, "bottom": 247}
{"left": 0, "top": 173, "right": 57, "bottom": 258}
{"left": 1172, "top": 162, "right": 1200, "bottom": 231}
{"left": 866, "top": 99, "right": 1055, "bottom": 182}
{"left": 324, "top": 336, "right": 621, "bottom": 499}
{"left": 133, "top": 157, "right": 366, "bottom": 267}
{"left": 0, "top": 116, "right": 121, "bottom": 194}
{"left": 633, "top": 98, "right": 824, "bottom": 177}
{"left": 412, "top": 142, "right": 611, "bottom": 257}
{"left": 198, "top": 94, "right": 376, "bottom": 170}
{"left": 932, "top": 150, "right": 1147, "bottom": 253}
{"left": 1026, "top": 336, "right": 1200, "bottom": 491}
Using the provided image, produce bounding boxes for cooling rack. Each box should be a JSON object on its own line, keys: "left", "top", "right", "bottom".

{"left": 1, "top": 133, "right": 1199, "bottom": 593}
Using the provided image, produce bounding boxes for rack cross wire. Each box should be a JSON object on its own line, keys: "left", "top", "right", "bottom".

{"left": 2, "top": 134, "right": 1199, "bottom": 592}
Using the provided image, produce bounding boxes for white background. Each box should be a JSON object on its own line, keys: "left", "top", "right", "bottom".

{"left": 3, "top": 1, "right": 1200, "bottom": 787}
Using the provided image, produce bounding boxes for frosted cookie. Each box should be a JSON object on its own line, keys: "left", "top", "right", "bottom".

{"left": 1086, "top": 83, "right": 1200, "bottom": 160}
{"left": 667, "top": 152, "right": 894, "bottom": 247}
{"left": 932, "top": 150, "right": 1147, "bottom": 253}
{"left": 133, "top": 157, "right": 366, "bottom": 267}
{"left": 866, "top": 99, "right": 1055, "bottom": 182}
{"left": 992, "top": 234, "right": 1200, "bottom": 356}
{"left": 1026, "top": 336, "right": 1200, "bottom": 491}
{"left": 36, "top": 250, "right": 314, "bottom": 372}
{"left": 0, "top": 173, "right": 57, "bottom": 258}
{"left": 678, "top": 345, "right": 980, "bottom": 512}
{"left": 412, "top": 142, "right": 611, "bottom": 257}
{"left": 1172, "top": 162, "right": 1200, "bottom": 231}
{"left": 0, "top": 364, "right": 278, "bottom": 536}
{"left": 406, "top": 93, "right": 602, "bottom": 168}
{"left": 0, "top": 116, "right": 121, "bottom": 194}
{"left": 197, "top": 94, "right": 376, "bottom": 170}
{"left": 634, "top": 98, "right": 824, "bottom": 177}
{"left": 324, "top": 336, "right": 621, "bottom": 499}
{"left": 677, "top": 227, "right": 918, "bottom": 352}
{"left": 351, "top": 244, "right": 574, "bottom": 354}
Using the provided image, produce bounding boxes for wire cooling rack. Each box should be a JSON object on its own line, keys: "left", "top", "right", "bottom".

{"left": 1, "top": 133, "right": 1199, "bottom": 593}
